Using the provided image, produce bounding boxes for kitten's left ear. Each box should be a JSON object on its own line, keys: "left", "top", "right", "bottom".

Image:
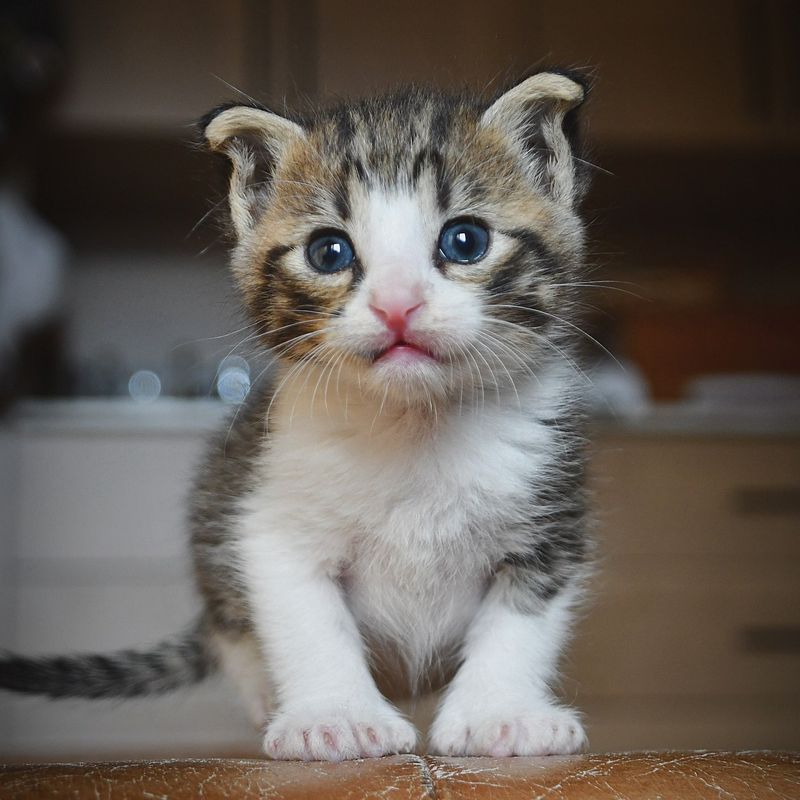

{"left": 202, "top": 104, "right": 306, "bottom": 240}
{"left": 481, "top": 71, "right": 588, "bottom": 206}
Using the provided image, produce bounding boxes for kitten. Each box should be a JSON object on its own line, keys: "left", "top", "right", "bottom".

{"left": 1, "top": 71, "right": 592, "bottom": 760}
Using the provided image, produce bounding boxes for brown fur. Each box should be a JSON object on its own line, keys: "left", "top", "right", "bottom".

{"left": 206, "top": 76, "right": 588, "bottom": 371}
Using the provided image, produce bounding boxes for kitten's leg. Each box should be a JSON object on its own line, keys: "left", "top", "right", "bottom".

{"left": 429, "top": 571, "right": 587, "bottom": 757}
{"left": 238, "top": 529, "right": 417, "bottom": 761}
{"left": 211, "top": 631, "right": 272, "bottom": 727}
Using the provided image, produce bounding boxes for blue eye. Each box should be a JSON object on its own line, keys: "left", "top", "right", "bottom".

{"left": 307, "top": 232, "right": 355, "bottom": 273}
{"left": 438, "top": 220, "right": 490, "bottom": 264}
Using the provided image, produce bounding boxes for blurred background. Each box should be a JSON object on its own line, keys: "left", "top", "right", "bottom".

{"left": 0, "top": 0, "right": 798, "bottom": 759}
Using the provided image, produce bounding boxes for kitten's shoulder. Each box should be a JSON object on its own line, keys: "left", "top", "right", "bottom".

{"left": 191, "top": 379, "right": 273, "bottom": 528}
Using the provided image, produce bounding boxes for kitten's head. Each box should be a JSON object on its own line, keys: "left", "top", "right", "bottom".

{"left": 203, "top": 72, "right": 589, "bottom": 408}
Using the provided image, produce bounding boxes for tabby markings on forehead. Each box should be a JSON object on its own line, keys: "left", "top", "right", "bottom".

{"left": 333, "top": 180, "right": 350, "bottom": 221}
{"left": 333, "top": 107, "right": 356, "bottom": 151}
{"left": 410, "top": 147, "right": 450, "bottom": 212}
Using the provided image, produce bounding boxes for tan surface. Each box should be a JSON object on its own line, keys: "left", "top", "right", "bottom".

{"left": 567, "top": 435, "right": 800, "bottom": 752}
{"left": 1, "top": 752, "right": 798, "bottom": 799}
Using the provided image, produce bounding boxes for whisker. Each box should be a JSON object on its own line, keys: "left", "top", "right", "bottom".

{"left": 477, "top": 327, "right": 535, "bottom": 378}
{"left": 268, "top": 337, "right": 329, "bottom": 432}
{"left": 212, "top": 318, "right": 330, "bottom": 397}
{"left": 369, "top": 381, "right": 391, "bottom": 436}
{"left": 488, "top": 304, "right": 624, "bottom": 370}
{"left": 223, "top": 362, "right": 272, "bottom": 456}
{"left": 170, "top": 320, "right": 260, "bottom": 352}
{"left": 210, "top": 73, "right": 261, "bottom": 106}
{"left": 305, "top": 342, "right": 340, "bottom": 423}
{"left": 483, "top": 317, "right": 594, "bottom": 389}
{"left": 323, "top": 348, "right": 349, "bottom": 420}
{"left": 547, "top": 282, "right": 646, "bottom": 300}
{"left": 473, "top": 336, "right": 521, "bottom": 410}
{"left": 468, "top": 339, "right": 502, "bottom": 403}
{"left": 185, "top": 195, "right": 230, "bottom": 240}
{"left": 571, "top": 156, "right": 614, "bottom": 176}
{"left": 223, "top": 328, "right": 328, "bottom": 451}
{"left": 458, "top": 340, "right": 486, "bottom": 413}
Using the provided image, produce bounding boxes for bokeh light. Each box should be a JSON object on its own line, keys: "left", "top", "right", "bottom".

{"left": 216, "top": 356, "right": 250, "bottom": 404}
{"left": 127, "top": 369, "right": 161, "bottom": 402}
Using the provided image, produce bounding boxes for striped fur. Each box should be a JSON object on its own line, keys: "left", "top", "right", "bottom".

{"left": 0, "top": 621, "right": 212, "bottom": 699}
{"left": 1, "top": 73, "right": 595, "bottom": 760}
{"left": 205, "top": 75, "right": 588, "bottom": 374}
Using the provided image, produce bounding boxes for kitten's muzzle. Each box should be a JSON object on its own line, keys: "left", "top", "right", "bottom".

{"left": 368, "top": 285, "right": 426, "bottom": 338}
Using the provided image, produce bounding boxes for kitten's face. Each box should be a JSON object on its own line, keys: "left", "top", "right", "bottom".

{"left": 207, "top": 77, "right": 587, "bottom": 407}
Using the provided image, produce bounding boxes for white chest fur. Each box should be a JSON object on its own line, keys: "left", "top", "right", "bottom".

{"left": 242, "top": 371, "right": 562, "bottom": 667}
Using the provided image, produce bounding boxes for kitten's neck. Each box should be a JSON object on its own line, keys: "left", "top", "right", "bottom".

{"left": 264, "top": 360, "right": 557, "bottom": 439}
{"left": 266, "top": 361, "right": 443, "bottom": 434}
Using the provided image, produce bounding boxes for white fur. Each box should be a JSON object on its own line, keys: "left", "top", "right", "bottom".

{"left": 429, "top": 584, "right": 587, "bottom": 756}
{"left": 325, "top": 187, "right": 522, "bottom": 405}
{"left": 224, "top": 181, "right": 585, "bottom": 760}
{"left": 232, "top": 359, "right": 579, "bottom": 759}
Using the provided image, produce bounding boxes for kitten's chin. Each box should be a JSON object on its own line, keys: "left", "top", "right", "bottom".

{"left": 364, "top": 357, "right": 452, "bottom": 406}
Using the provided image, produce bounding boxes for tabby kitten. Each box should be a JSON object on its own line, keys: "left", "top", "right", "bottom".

{"left": 1, "top": 71, "right": 593, "bottom": 760}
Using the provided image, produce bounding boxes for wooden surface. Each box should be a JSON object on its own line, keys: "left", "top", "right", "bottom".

{"left": 1, "top": 753, "right": 798, "bottom": 799}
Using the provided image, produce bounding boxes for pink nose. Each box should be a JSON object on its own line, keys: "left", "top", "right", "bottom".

{"left": 369, "top": 293, "right": 425, "bottom": 335}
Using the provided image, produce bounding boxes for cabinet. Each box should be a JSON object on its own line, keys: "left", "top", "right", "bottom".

{"left": 0, "top": 401, "right": 259, "bottom": 759}
{"left": 1, "top": 403, "right": 798, "bottom": 756}
{"left": 50, "top": 0, "right": 310, "bottom": 131}
{"left": 571, "top": 431, "right": 800, "bottom": 751}
{"left": 532, "top": 0, "right": 799, "bottom": 148}
{"left": 51, "top": 2, "right": 799, "bottom": 149}
{"left": 314, "top": 0, "right": 799, "bottom": 149}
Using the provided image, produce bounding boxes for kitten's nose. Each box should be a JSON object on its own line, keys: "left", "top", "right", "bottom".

{"left": 369, "top": 289, "right": 425, "bottom": 335}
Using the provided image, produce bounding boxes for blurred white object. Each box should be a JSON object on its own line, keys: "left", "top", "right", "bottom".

{"left": 586, "top": 356, "right": 650, "bottom": 417}
{"left": 216, "top": 355, "right": 251, "bottom": 404}
{"left": 0, "top": 185, "right": 67, "bottom": 356}
{"left": 685, "top": 373, "right": 800, "bottom": 412}
{"left": 128, "top": 369, "right": 162, "bottom": 402}
{"left": 0, "top": 399, "right": 254, "bottom": 758}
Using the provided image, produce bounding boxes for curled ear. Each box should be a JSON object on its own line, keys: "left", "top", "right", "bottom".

{"left": 481, "top": 71, "right": 588, "bottom": 206}
{"left": 202, "top": 104, "right": 305, "bottom": 239}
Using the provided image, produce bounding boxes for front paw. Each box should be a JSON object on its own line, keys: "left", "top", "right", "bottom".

{"left": 429, "top": 702, "right": 587, "bottom": 757}
{"left": 263, "top": 702, "right": 417, "bottom": 761}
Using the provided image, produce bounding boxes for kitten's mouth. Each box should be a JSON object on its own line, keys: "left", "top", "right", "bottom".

{"left": 374, "top": 340, "right": 437, "bottom": 365}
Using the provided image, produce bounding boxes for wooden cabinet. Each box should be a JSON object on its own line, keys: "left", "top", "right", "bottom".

{"left": 53, "top": 0, "right": 248, "bottom": 130}
{"left": 569, "top": 431, "right": 800, "bottom": 751}
{"left": 51, "top": 1, "right": 800, "bottom": 148}
{"left": 50, "top": 0, "right": 308, "bottom": 131}
{"left": 314, "top": 0, "right": 799, "bottom": 149}
{"left": 2, "top": 406, "right": 798, "bottom": 756}
{"left": 0, "top": 402, "right": 259, "bottom": 759}
{"left": 533, "top": 0, "right": 799, "bottom": 148}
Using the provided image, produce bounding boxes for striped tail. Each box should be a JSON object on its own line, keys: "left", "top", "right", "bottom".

{"left": 0, "top": 620, "right": 215, "bottom": 699}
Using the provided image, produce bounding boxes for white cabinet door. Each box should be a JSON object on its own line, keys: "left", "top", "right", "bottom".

{"left": 0, "top": 402, "right": 259, "bottom": 758}
{"left": 16, "top": 432, "right": 205, "bottom": 562}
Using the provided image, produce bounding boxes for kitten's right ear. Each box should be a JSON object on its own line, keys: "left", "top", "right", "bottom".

{"left": 202, "top": 104, "right": 306, "bottom": 240}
